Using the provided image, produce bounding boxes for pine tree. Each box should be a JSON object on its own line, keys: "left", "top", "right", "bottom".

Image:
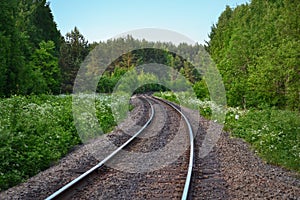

{"left": 60, "top": 27, "right": 89, "bottom": 93}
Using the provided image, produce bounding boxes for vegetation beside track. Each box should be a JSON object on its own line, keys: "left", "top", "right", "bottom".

{"left": 0, "top": 94, "right": 124, "bottom": 191}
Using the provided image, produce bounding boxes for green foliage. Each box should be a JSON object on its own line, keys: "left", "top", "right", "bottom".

{"left": 134, "top": 84, "right": 168, "bottom": 94}
{"left": 59, "top": 27, "right": 89, "bottom": 93}
{"left": 0, "top": 0, "right": 62, "bottom": 97}
{"left": 30, "top": 0, "right": 62, "bottom": 54}
{"left": 1, "top": 0, "right": 209, "bottom": 98}
{"left": 206, "top": 0, "right": 300, "bottom": 110}
{"left": 0, "top": 0, "right": 27, "bottom": 96}
{"left": 0, "top": 94, "right": 122, "bottom": 191}
{"left": 0, "top": 95, "right": 79, "bottom": 191}
{"left": 29, "top": 40, "right": 61, "bottom": 94}
{"left": 229, "top": 108, "right": 300, "bottom": 172}
{"left": 97, "top": 68, "right": 128, "bottom": 93}
{"left": 16, "top": 0, "right": 61, "bottom": 55}
{"left": 193, "top": 80, "right": 209, "bottom": 100}
{"left": 154, "top": 92, "right": 180, "bottom": 104}
{"left": 96, "top": 103, "right": 116, "bottom": 133}
{"left": 94, "top": 44, "right": 205, "bottom": 95}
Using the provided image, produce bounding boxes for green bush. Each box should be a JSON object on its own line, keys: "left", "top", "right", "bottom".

{"left": 230, "top": 108, "right": 300, "bottom": 172}
{"left": 0, "top": 95, "right": 79, "bottom": 191}
{"left": 0, "top": 94, "right": 122, "bottom": 191}
{"left": 154, "top": 91, "right": 179, "bottom": 104}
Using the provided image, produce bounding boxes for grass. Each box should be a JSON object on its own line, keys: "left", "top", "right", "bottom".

{"left": 155, "top": 91, "right": 300, "bottom": 173}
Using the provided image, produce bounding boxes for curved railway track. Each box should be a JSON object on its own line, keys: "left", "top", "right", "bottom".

{"left": 45, "top": 95, "right": 194, "bottom": 200}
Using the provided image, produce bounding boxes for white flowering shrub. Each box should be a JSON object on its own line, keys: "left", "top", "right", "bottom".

{"left": 231, "top": 108, "right": 300, "bottom": 172}
{"left": 0, "top": 95, "right": 78, "bottom": 191}
{"left": 0, "top": 94, "right": 128, "bottom": 191}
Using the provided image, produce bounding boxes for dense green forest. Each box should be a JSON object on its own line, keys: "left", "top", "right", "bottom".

{"left": 206, "top": 0, "right": 300, "bottom": 110}
{"left": 0, "top": 0, "right": 299, "bottom": 192}
{"left": 0, "top": 0, "right": 61, "bottom": 96}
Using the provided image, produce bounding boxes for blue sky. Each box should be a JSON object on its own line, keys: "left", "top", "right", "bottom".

{"left": 49, "top": 0, "right": 249, "bottom": 44}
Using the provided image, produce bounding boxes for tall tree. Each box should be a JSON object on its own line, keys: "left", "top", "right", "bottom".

{"left": 0, "top": 0, "right": 31, "bottom": 96}
{"left": 28, "top": 41, "right": 61, "bottom": 94}
{"left": 31, "top": 0, "right": 61, "bottom": 54}
{"left": 60, "top": 27, "right": 89, "bottom": 93}
{"left": 17, "top": 0, "right": 61, "bottom": 54}
{"left": 0, "top": 0, "right": 62, "bottom": 96}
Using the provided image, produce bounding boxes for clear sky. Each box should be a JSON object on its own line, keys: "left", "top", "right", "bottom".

{"left": 49, "top": 0, "right": 249, "bottom": 44}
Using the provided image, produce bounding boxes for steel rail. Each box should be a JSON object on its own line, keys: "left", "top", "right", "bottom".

{"left": 45, "top": 97, "right": 154, "bottom": 200}
{"left": 152, "top": 96, "right": 194, "bottom": 200}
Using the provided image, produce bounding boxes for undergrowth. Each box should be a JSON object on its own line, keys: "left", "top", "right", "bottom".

{"left": 0, "top": 94, "right": 122, "bottom": 191}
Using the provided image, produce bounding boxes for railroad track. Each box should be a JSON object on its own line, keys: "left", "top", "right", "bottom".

{"left": 45, "top": 95, "right": 194, "bottom": 200}
{"left": 3, "top": 95, "right": 298, "bottom": 199}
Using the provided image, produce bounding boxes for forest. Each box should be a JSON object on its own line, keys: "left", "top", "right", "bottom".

{"left": 1, "top": 0, "right": 299, "bottom": 108}
{"left": 0, "top": 0, "right": 299, "bottom": 191}
{"left": 206, "top": 0, "right": 300, "bottom": 110}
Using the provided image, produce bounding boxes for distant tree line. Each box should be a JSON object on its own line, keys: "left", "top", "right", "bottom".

{"left": 96, "top": 46, "right": 204, "bottom": 94}
{"left": 0, "top": 1, "right": 208, "bottom": 97}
